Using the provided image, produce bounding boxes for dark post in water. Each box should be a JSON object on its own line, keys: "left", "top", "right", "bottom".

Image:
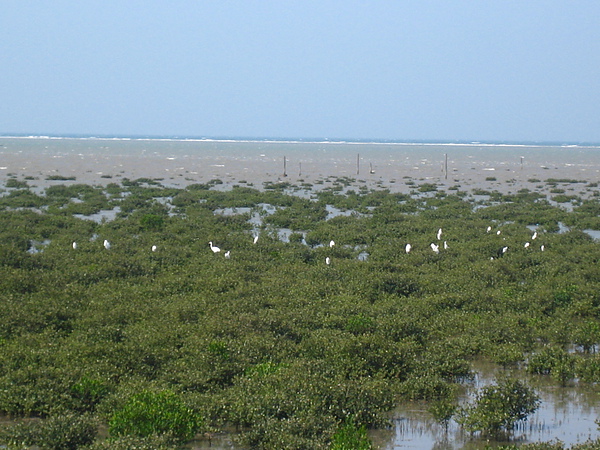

{"left": 444, "top": 153, "right": 448, "bottom": 180}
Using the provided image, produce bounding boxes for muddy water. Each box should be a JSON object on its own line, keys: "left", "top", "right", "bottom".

{"left": 375, "top": 361, "right": 600, "bottom": 449}
{"left": 186, "top": 361, "right": 600, "bottom": 449}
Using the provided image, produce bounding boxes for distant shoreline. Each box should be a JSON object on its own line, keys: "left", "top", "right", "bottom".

{"left": 1, "top": 137, "right": 599, "bottom": 200}
{"left": 2, "top": 134, "right": 599, "bottom": 148}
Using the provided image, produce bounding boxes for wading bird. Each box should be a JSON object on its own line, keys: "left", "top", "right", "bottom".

{"left": 329, "top": 240, "right": 335, "bottom": 247}
{"left": 72, "top": 242, "right": 77, "bottom": 250}
{"left": 253, "top": 235, "right": 259, "bottom": 244}
{"left": 405, "top": 243, "right": 412, "bottom": 254}
{"left": 437, "top": 228, "right": 443, "bottom": 240}
{"left": 225, "top": 250, "right": 231, "bottom": 259}
{"left": 496, "top": 246, "right": 508, "bottom": 258}
{"left": 209, "top": 242, "right": 221, "bottom": 253}
{"left": 325, "top": 257, "right": 331, "bottom": 265}
{"left": 431, "top": 243, "right": 440, "bottom": 254}
{"left": 151, "top": 245, "right": 157, "bottom": 252}
{"left": 103, "top": 239, "right": 111, "bottom": 250}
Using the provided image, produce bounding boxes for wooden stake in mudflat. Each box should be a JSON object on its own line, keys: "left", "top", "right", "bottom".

{"left": 356, "top": 153, "right": 360, "bottom": 175}
{"left": 283, "top": 156, "right": 287, "bottom": 177}
{"left": 299, "top": 162, "right": 302, "bottom": 177}
{"left": 444, "top": 153, "right": 448, "bottom": 180}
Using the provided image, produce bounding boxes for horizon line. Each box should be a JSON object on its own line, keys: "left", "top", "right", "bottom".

{"left": 1, "top": 132, "right": 599, "bottom": 148}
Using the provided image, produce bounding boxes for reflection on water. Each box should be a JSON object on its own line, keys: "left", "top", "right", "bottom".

{"left": 378, "top": 361, "right": 600, "bottom": 449}
{"left": 73, "top": 206, "right": 121, "bottom": 223}
{"left": 27, "top": 239, "right": 51, "bottom": 254}
{"left": 584, "top": 229, "right": 600, "bottom": 240}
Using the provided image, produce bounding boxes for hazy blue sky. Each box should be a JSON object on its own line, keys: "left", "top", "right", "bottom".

{"left": 2, "top": 2, "right": 599, "bottom": 142}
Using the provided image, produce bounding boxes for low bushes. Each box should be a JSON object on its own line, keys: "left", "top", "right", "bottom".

{"left": 108, "top": 389, "right": 202, "bottom": 442}
{"left": 457, "top": 378, "right": 540, "bottom": 435}
{"left": 0, "top": 180, "right": 599, "bottom": 448}
{"left": 0, "top": 413, "right": 97, "bottom": 450}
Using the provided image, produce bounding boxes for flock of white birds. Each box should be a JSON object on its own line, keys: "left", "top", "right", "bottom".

{"left": 71, "top": 226, "right": 544, "bottom": 266}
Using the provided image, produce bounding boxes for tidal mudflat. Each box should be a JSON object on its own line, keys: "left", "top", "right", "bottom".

{"left": 1, "top": 137, "right": 599, "bottom": 199}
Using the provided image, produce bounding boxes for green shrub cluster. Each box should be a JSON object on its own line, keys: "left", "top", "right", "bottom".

{"left": 109, "top": 390, "right": 201, "bottom": 442}
{"left": 0, "top": 413, "right": 97, "bottom": 450}
{"left": 457, "top": 378, "right": 540, "bottom": 435}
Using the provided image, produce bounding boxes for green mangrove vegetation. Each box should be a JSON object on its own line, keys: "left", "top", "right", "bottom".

{"left": 0, "top": 177, "right": 600, "bottom": 449}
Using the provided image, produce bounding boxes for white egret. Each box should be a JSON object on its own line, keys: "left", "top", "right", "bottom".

{"left": 225, "top": 250, "right": 231, "bottom": 259}
{"left": 487, "top": 226, "right": 492, "bottom": 233}
{"left": 253, "top": 235, "right": 259, "bottom": 244}
{"left": 72, "top": 242, "right": 77, "bottom": 250}
{"left": 209, "top": 242, "right": 221, "bottom": 253}
{"left": 325, "top": 257, "right": 331, "bottom": 265}
{"left": 444, "top": 241, "right": 449, "bottom": 250}
{"left": 496, "top": 230, "right": 501, "bottom": 235}
{"left": 103, "top": 239, "right": 111, "bottom": 250}
{"left": 532, "top": 231, "right": 538, "bottom": 240}
{"left": 524, "top": 242, "right": 530, "bottom": 248}
{"left": 151, "top": 245, "right": 157, "bottom": 252}
{"left": 405, "top": 243, "right": 412, "bottom": 254}
{"left": 430, "top": 243, "right": 440, "bottom": 254}
{"left": 329, "top": 240, "right": 335, "bottom": 247}
{"left": 496, "top": 246, "right": 508, "bottom": 258}
{"left": 437, "top": 228, "right": 443, "bottom": 240}
{"left": 541, "top": 244, "right": 545, "bottom": 252}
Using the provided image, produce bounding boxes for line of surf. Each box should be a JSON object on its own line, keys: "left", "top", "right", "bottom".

{"left": 0, "top": 135, "right": 597, "bottom": 149}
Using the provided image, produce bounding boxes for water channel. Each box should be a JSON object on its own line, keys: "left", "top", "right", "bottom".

{"left": 373, "top": 361, "right": 600, "bottom": 449}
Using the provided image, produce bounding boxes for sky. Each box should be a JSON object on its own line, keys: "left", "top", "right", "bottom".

{"left": 1, "top": 1, "right": 600, "bottom": 143}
